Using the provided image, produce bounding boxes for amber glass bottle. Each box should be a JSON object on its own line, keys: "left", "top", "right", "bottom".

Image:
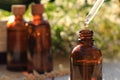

{"left": 7, "top": 5, "right": 27, "bottom": 71}
{"left": 0, "top": 21, "right": 7, "bottom": 64}
{"left": 27, "top": 4, "right": 53, "bottom": 74}
{"left": 70, "top": 30, "right": 102, "bottom": 80}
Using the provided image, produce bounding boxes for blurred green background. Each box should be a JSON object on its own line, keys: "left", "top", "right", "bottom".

{"left": 0, "top": 0, "right": 120, "bottom": 61}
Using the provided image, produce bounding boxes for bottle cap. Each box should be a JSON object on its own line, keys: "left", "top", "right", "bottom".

{"left": 12, "top": 5, "right": 26, "bottom": 15}
{"left": 31, "top": 4, "right": 44, "bottom": 15}
{"left": 79, "top": 29, "right": 93, "bottom": 39}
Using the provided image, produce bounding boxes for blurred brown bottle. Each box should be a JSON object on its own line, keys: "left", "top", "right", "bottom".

{"left": 7, "top": 5, "right": 27, "bottom": 71}
{"left": 70, "top": 30, "right": 102, "bottom": 80}
{"left": 27, "top": 4, "right": 53, "bottom": 74}
{"left": 0, "top": 21, "right": 7, "bottom": 64}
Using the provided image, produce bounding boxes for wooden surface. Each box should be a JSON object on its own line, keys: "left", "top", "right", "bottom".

{"left": 0, "top": 62, "right": 120, "bottom": 80}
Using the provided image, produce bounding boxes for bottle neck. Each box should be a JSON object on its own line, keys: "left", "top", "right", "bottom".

{"left": 79, "top": 39, "right": 94, "bottom": 47}
{"left": 14, "top": 15, "right": 23, "bottom": 22}
{"left": 32, "top": 14, "right": 43, "bottom": 26}
{"left": 79, "top": 30, "right": 94, "bottom": 47}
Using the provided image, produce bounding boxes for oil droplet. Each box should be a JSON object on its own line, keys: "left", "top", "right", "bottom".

{"left": 85, "top": 24, "right": 89, "bottom": 28}
{"left": 82, "top": 23, "right": 89, "bottom": 30}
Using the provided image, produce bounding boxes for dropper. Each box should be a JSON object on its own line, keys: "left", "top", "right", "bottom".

{"left": 85, "top": 0, "right": 105, "bottom": 26}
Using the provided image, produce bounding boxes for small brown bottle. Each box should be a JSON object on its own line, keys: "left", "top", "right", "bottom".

{"left": 7, "top": 5, "right": 27, "bottom": 71}
{"left": 0, "top": 21, "right": 7, "bottom": 64}
{"left": 27, "top": 4, "right": 53, "bottom": 74}
{"left": 70, "top": 30, "right": 102, "bottom": 80}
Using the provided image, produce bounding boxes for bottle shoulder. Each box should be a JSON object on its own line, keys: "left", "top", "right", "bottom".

{"left": 71, "top": 45, "right": 102, "bottom": 62}
{"left": 71, "top": 44, "right": 102, "bottom": 55}
{"left": 7, "top": 20, "right": 26, "bottom": 28}
{"left": 28, "top": 19, "right": 50, "bottom": 26}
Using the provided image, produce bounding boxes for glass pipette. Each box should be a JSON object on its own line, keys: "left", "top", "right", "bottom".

{"left": 85, "top": 0, "right": 105, "bottom": 25}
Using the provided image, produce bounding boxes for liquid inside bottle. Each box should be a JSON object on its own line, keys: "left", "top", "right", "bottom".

{"left": 70, "top": 30, "right": 102, "bottom": 80}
